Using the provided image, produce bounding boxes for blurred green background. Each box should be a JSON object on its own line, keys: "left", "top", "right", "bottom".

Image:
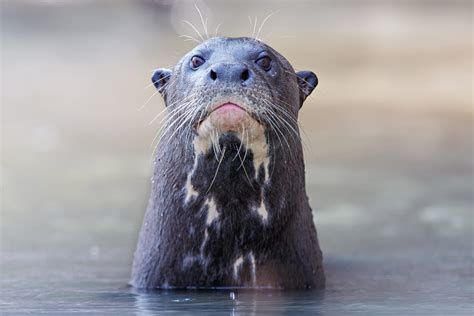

{"left": 0, "top": 0, "right": 472, "bottom": 313}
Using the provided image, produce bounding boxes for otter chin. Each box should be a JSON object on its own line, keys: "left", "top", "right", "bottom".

{"left": 131, "top": 37, "right": 325, "bottom": 289}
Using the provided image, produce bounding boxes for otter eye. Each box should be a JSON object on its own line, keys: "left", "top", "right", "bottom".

{"left": 256, "top": 56, "right": 272, "bottom": 71}
{"left": 190, "top": 56, "right": 205, "bottom": 70}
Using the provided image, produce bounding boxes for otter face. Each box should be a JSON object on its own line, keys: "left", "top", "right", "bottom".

{"left": 151, "top": 37, "right": 317, "bottom": 148}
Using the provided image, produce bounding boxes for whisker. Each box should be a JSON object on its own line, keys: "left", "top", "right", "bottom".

{"left": 149, "top": 91, "right": 198, "bottom": 126}
{"left": 232, "top": 125, "right": 245, "bottom": 161}
{"left": 150, "top": 104, "right": 198, "bottom": 159}
{"left": 142, "top": 78, "right": 177, "bottom": 106}
{"left": 237, "top": 126, "right": 250, "bottom": 171}
{"left": 150, "top": 105, "right": 192, "bottom": 150}
{"left": 266, "top": 99, "right": 311, "bottom": 151}
{"left": 139, "top": 89, "right": 162, "bottom": 111}
{"left": 214, "top": 23, "right": 222, "bottom": 37}
{"left": 206, "top": 146, "right": 226, "bottom": 194}
{"left": 269, "top": 133, "right": 277, "bottom": 180}
{"left": 211, "top": 129, "right": 219, "bottom": 161}
{"left": 194, "top": 3, "right": 209, "bottom": 39}
{"left": 256, "top": 12, "right": 276, "bottom": 41}
{"left": 259, "top": 110, "right": 283, "bottom": 150}
{"left": 162, "top": 98, "right": 202, "bottom": 143}
{"left": 264, "top": 104, "right": 301, "bottom": 147}
{"left": 251, "top": 16, "right": 258, "bottom": 39}
{"left": 149, "top": 99, "right": 188, "bottom": 126}
{"left": 182, "top": 20, "right": 205, "bottom": 42}
{"left": 179, "top": 34, "right": 201, "bottom": 44}
{"left": 261, "top": 108, "right": 296, "bottom": 161}
{"left": 148, "top": 105, "right": 171, "bottom": 125}
{"left": 149, "top": 96, "right": 200, "bottom": 149}
{"left": 237, "top": 148, "right": 254, "bottom": 188}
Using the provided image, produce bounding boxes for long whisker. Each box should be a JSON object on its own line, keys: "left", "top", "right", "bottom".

{"left": 194, "top": 3, "right": 209, "bottom": 39}
{"left": 269, "top": 133, "right": 277, "bottom": 180}
{"left": 236, "top": 145, "right": 254, "bottom": 188}
{"left": 214, "top": 23, "right": 222, "bottom": 37}
{"left": 161, "top": 99, "right": 202, "bottom": 143}
{"left": 150, "top": 100, "right": 187, "bottom": 127}
{"left": 232, "top": 125, "right": 245, "bottom": 161}
{"left": 211, "top": 129, "right": 219, "bottom": 161}
{"left": 251, "top": 16, "right": 258, "bottom": 39}
{"left": 158, "top": 93, "right": 200, "bottom": 124}
{"left": 265, "top": 99, "right": 311, "bottom": 151}
{"left": 247, "top": 16, "right": 254, "bottom": 36}
{"left": 149, "top": 94, "right": 200, "bottom": 148}
{"left": 206, "top": 146, "right": 226, "bottom": 194}
{"left": 255, "top": 103, "right": 301, "bottom": 153}
{"left": 261, "top": 107, "right": 296, "bottom": 161}
{"left": 140, "top": 89, "right": 161, "bottom": 111}
{"left": 264, "top": 104, "right": 301, "bottom": 148}
{"left": 164, "top": 110, "right": 198, "bottom": 146}
{"left": 179, "top": 34, "right": 201, "bottom": 44}
{"left": 149, "top": 91, "right": 197, "bottom": 125}
{"left": 150, "top": 102, "right": 200, "bottom": 159}
{"left": 140, "top": 75, "right": 177, "bottom": 112}
{"left": 144, "top": 71, "right": 175, "bottom": 90}
{"left": 150, "top": 103, "right": 194, "bottom": 151}
{"left": 237, "top": 126, "right": 250, "bottom": 171}
{"left": 182, "top": 20, "right": 205, "bottom": 42}
{"left": 256, "top": 12, "right": 276, "bottom": 41}
{"left": 260, "top": 111, "right": 283, "bottom": 151}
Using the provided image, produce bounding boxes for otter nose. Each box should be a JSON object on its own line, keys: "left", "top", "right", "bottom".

{"left": 208, "top": 63, "right": 252, "bottom": 85}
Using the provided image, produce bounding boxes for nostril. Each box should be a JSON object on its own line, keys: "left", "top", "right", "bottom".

{"left": 210, "top": 69, "right": 217, "bottom": 81}
{"left": 240, "top": 69, "right": 249, "bottom": 82}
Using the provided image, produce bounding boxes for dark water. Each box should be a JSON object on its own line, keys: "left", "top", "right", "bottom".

{"left": 1, "top": 0, "right": 473, "bottom": 314}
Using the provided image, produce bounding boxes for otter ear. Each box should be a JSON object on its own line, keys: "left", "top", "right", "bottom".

{"left": 151, "top": 68, "right": 172, "bottom": 96}
{"left": 296, "top": 70, "right": 318, "bottom": 106}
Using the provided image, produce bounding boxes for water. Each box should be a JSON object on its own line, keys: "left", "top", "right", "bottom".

{"left": 2, "top": 244, "right": 472, "bottom": 314}
{"left": 1, "top": 1, "right": 473, "bottom": 314}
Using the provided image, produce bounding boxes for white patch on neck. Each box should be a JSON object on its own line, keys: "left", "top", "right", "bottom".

{"left": 249, "top": 252, "right": 256, "bottom": 286}
{"left": 256, "top": 192, "right": 268, "bottom": 221}
{"left": 184, "top": 136, "right": 214, "bottom": 204}
{"left": 205, "top": 197, "right": 219, "bottom": 225}
{"left": 199, "top": 197, "right": 220, "bottom": 259}
{"left": 233, "top": 256, "right": 244, "bottom": 281}
{"left": 184, "top": 175, "right": 198, "bottom": 203}
{"left": 245, "top": 126, "right": 270, "bottom": 182}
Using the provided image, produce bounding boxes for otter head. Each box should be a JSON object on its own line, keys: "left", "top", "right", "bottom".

{"left": 151, "top": 37, "right": 317, "bottom": 156}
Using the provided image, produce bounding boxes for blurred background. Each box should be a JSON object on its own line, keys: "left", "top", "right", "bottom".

{"left": 1, "top": 0, "right": 472, "bottom": 314}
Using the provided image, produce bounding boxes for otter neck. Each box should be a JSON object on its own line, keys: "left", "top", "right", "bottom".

{"left": 184, "top": 131, "right": 270, "bottom": 220}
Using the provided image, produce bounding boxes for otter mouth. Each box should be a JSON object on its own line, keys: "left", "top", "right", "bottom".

{"left": 210, "top": 102, "right": 246, "bottom": 114}
{"left": 195, "top": 101, "right": 264, "bottom": 133}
